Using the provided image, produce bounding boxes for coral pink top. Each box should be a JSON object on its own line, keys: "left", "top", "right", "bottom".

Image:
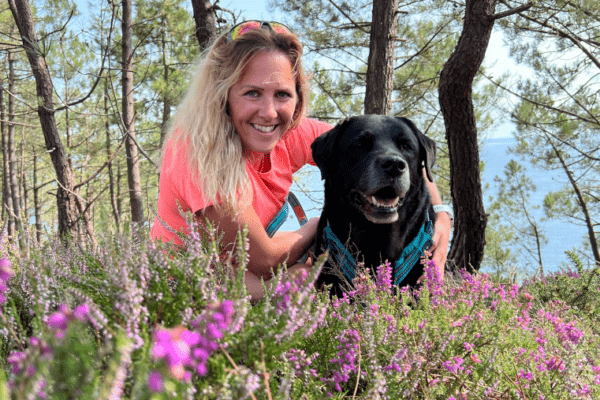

{"left": 151, "top": 118, "right": 332, "bottom": 246}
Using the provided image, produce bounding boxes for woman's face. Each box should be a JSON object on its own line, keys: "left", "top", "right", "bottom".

{"left": 228, "top": 50, "right": 299, "bottom": 154}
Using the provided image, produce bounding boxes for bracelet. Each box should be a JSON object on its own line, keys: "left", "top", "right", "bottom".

{"left": 433, "top": 205, "right": 454, "bottom": 224}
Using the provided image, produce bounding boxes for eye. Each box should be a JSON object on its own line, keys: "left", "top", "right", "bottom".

{"left": 357, "top": 131, "right": 373, "bottom": 149}
{"left": 244, "top": 90, "right": 259, "bottom": 98}
{"left": 276, "top": 91, "right": 293, "bottom": 99}
{"left": 397, "top": 140, "right": 413, "bottom": 151}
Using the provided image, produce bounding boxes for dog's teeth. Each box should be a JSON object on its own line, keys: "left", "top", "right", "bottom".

{"left": 368, "top": 196, "right": 400, "bottom": 208}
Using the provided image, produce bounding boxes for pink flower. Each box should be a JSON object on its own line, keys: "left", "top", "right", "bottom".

{"left": 518, "top": 369, "right": 533, "bottom": 381}
{"left": 0, "top": 257, "right": 14, "bottom": 281}
{"left": 147, "top": 370, "right": 164, "bottom": 392}
{"left": 47, "top": 312, "right": 68, "bottom": 330}
{"left": 73, "top": 304, "right": 90, "bottom": 321}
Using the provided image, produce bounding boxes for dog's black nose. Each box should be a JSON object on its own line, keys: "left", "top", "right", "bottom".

{"left": 379, "top": 155, "right": 406, "bottom": 177}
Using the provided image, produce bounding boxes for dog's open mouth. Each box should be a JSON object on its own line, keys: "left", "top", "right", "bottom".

{"left": 351, "top": 187, "right": 404, "bottom": 224}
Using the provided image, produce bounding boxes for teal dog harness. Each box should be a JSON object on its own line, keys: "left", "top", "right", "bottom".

{"left": 322, "top": 211, "right": 434, "bottom": 286}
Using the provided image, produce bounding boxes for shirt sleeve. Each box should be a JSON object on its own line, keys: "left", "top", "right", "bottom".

{"left": 285, "top": 118, "right": 333, "bottom": 172}
{"left": 164, "top": 141, "right": 213, "bottom": 215}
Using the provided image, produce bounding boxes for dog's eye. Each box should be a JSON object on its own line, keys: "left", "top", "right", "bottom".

{"left": 357, "top": 131, "right": 373, "bottom": 148}
{"left": 397, "top": 141, "right": 413, "bottom": 151}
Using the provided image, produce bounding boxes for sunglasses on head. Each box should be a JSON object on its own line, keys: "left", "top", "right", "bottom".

{"left": 224, "top": 20, "right": 294, "bottom": 43}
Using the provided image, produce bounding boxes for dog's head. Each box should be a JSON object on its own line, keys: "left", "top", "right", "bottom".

{"left": 312, "top": 115, "right": 436, "bottom": 224}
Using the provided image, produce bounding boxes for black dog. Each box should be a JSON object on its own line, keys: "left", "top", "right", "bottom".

{"left": 311, "top": 115, "right": 437, "bottom": 297}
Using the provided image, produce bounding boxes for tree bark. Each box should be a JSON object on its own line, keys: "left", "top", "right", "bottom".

{"left": 8, "top": 50, "right": 26, "bottom": 250}
{"left": 0, "top": 73, "right": 14, "bottom": 237}
{"left": 159, "top": 19, "right": 171, "bottom": 147}
{"left": 122, "top": 0, "right": 145, "bottom": 226}
{"left": 32, "top": 145, "right": 42, "bottom": 244}
{"left": 438, "top": 0, "right": 496, "bottom": 273}
{"left": 364, "top": 0, "right": 398, "bottom": 115}
{"left": 190, "top": 0, "right": 217, "bottom": 51}
{"left": 9, "top": 0, "right": 80, "bottom": 240}
{"left": 105, "top": 81, "right": 120, "bottom": 231}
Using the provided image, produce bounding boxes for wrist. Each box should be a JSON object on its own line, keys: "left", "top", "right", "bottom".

{"left": 433, "top": 204, "right": 454, "bottom": 228}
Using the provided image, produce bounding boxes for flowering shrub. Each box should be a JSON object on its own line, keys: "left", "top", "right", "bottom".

{"left": 1, "top": 219, "right": 599, "bottom": 399}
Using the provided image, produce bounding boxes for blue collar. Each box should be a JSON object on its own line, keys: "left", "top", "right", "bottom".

{"left": 322, "top": 211, "right": 434, "bottom": 286}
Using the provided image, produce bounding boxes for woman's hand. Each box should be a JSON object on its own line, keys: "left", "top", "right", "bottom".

{"left": 423, "top": 168, "right": 450, "bottom": 282}
{"left": 430, "top": 211, "right": 451, "bottom": 280}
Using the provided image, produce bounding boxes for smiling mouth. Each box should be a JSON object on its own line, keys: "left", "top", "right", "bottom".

{"left": 350, "top": 187, "right": 404, "bottom": 224}
{"left": 252, "top": 123, "right": 277, "bottom": 133}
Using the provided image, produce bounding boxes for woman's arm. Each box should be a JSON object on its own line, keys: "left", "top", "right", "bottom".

{"left": 198, "top": 202, "right": 319, "bottom": 280}
{"left": 425, "top": 170, "right": 451, "bottom": 280}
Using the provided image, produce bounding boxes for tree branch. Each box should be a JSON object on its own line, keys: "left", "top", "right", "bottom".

{"left": 492, "top": 2, "right": 533, "bottom": 20}
{"left": 74, "top": 135, "right": 127, "bottom": 190}
{"left": 327, "top": 0, "right": 370, "bottom": 33}
{"left": 498, "top": 0, "right": 600, "bottom": 69}
{"left": 480, "top": 70, "right": 600, "bottom": 127}
{"left": 55, "top": 6, "right": 117, "bottom": 112}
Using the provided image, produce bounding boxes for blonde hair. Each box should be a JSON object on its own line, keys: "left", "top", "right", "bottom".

{"left": 161, "top": 26, "right": 308, "bottom": 215}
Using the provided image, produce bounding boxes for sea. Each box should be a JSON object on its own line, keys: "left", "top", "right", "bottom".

{"left": 280, "top": 135, "right": 590, "bottom": 274}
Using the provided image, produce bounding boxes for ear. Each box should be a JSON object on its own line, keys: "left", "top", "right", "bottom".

{"left": 398, "top": 117, "right": 436, "bottom": 182}
{"left": 311, "top": 118, "right": 350, "bottom": 180}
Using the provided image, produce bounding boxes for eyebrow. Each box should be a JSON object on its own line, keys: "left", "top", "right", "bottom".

{"left": 239, "top": 83, "right": 295, "bottom": 90}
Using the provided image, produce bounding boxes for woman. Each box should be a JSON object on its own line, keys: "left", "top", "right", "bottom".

{"left": 151, "top": 21, "right": 451, "bottom": 300}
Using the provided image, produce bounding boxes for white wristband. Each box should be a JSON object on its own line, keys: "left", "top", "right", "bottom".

{"left": 433, "top": 205, "right": 454, "bottom": 222}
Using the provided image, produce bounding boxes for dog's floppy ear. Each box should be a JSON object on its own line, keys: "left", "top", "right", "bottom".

{"left": 311, "top": 118, "right": 350, "bottom": 180}
{"left": 398, "top": 117, "right": 437, "bottom": 182}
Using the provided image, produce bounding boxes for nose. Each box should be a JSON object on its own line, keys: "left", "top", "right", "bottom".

{"left": 379, "top": 154, "right": 406, "bottom": 177}
{"left": 258, "top": 97, "right": 278, "bottom": 119}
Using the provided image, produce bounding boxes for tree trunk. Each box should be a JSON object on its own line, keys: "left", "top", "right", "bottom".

{"left": 364, "top": 0, "right": 398, "bottom": 115}
{"left": 32, "top": 145, "right": 42, "bottom": 244}
{"left": 105, "top": 81, "right": 120, "bottom": 231}
{"left": 190, "top": 0, "right": 217, "bottom": 51}
{"left": 20, "top": 127, "right": 29, "bottom": 248}
{"left": 0, "top": 74, "right": 15, "bottom": 237}
{"left": 122, "top": 0, "right": 145, "bottom": 226}
{"left": 9, "top": 0, "right": 80, "bottom": 240}
{"left": 438, "top": 0, "right": 496, "bottom": 273}
{"left": 159, "top": 20, "right": 171, "bottom": 147}
{"left": 7, "top": 51, "right": 25, "bottom": 250}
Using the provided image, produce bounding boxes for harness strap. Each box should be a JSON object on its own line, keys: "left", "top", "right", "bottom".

{"left": 322, "top": 211, "right": 434, "bottom": 287}
{"left": 266, "top": 192, "right": 310, "bottom": 238}
{"left": 266, "top": 201, "right": 289, "bottom": 238}
{"left": 393, "top": 212, "right": 434, "bottom": 285}
{"left": 323, "top": 225, "right": 357, "bottom": 283}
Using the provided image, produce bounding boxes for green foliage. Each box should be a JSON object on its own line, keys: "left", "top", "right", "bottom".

{"left": 523, "top": 252, "right": 600, "bottom": 332}
{"left": 2, "top": 229, "right": 600, "bottom": 399}
{"left": 496, "top": 0, "right": 600, "bottom": 262}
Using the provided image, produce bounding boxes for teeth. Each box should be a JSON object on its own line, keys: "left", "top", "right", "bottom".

{"left": 252, "top": 124, "right": 277, "bottom": 133}
{"left": 368, "top": 196, "right": 400, "bottom": 208}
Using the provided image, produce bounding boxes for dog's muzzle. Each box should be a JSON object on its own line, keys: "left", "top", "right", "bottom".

{"left": 350, "top": 184, "right": 408, "bottom": 224}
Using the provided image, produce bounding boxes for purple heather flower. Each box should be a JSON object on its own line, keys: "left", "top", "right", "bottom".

{"left": 150, "top": 300, "right": 234, "bottom": 383}
{"left": 73, "top": 304, "right": 90, "bottom": 321}
{"left": 47, "top": 312, "right": 69, "bottom": 330}
{"left": 442, "top": 357, "right": 464, "bottom": 374}
{"left": 376, "top": 262, "right": 392, "bottom": 294}
{"left": 0, "top": 257, "right": 14, "bottom": 304}
{"left": 0, "top": 257, "right": 14, "bottom": 281}
{"left": 7, "top": 351, "right": 26, "bottom": 374}
{"left": 147, "top": 370, "right": 164, "bottom": 393}
{"left": 518, "top": 369, "right": 533, "bottom": 381}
